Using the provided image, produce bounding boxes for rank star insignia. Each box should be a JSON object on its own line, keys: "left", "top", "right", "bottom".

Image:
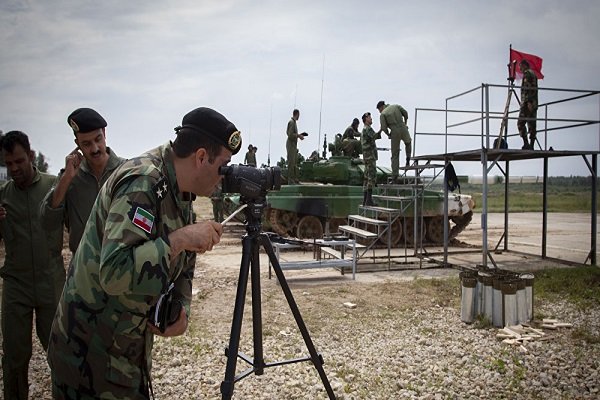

{"left": 153, "top": 176, "right": 168, "bottom": 202}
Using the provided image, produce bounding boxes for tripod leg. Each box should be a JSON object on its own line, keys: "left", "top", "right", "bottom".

{"left": 221, "top": 234, "right": 254, "bottom": 400}
{"left": 259, "top": 234, "right": 337, "bottom": 400}
{"left": 251, "top": 238, "right": 265, "bottom": 375}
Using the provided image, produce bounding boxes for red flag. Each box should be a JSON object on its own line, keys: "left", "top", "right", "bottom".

{"left": 509, "top": 48, "right": 544, "bottom": 80}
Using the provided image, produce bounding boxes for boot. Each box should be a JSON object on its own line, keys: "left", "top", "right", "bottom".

{"left": 529, "top": 137, "right": 536, "bottom": 150}
{"left": 521, "top": 135, "right": 530, "bottom": 150}
{"left": 362, "top": 190, "right": 368, "bottom": 206}
{"left": 365, "top": 189, "right": 377, "bottom": 206}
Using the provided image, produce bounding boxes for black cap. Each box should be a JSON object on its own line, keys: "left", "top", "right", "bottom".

{"left": 248, "top": 144, "right": 253, "bottom": 150}
{"left": 352, "top": 118, "right": 359, "bottom": 126}
{"left": 176, "top": 107, "right": 242, "bottom": 155}
{"left": 68, "top": 108, "right": 107, "bottom": 134}
{"left": 376, "top": 100, "right": 386, "bottom": 109}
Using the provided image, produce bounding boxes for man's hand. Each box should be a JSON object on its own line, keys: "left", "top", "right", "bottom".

{"left": 168, "top": 220, "right": 223, "bottom": 256}
{"left": 63, "top": 148, "right": 83, "bottom": 179}
{"left": 0, "top": 204, "right": 7, "bottom": 221}
{"left": 147, "top": 307, "right": 188, "bottom": 337}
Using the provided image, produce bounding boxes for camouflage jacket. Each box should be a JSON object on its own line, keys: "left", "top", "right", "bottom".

{"left": 361, "top": 125, "right": 380, "bottom": 162}
{"left": 244, "top": 150, "right": 257, "bottom": 166}
{"left": 40, "top": 148, "right": 125, "bottom": 253}
{"left": 342, "top": 126, "right": 359, "bottom": 140}
{"left": 521, "top": 69, "right": 538, "bottom": 106}
{"left": 48, "top": 142, "right": 196, "bottom": 398}
{"left": 380, "top": 104, "right": 408, "bottom": 134}
{"left": 0, "top": 169, "right": 64, "bottom": 295}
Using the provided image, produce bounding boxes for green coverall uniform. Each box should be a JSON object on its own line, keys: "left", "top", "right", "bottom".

{"left": 0, "top": 169, "right": 64, "bottom": 400}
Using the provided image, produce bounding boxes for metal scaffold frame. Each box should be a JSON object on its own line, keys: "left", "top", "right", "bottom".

{"left": 411, "top": 83, "right": 600, "bottom": 268}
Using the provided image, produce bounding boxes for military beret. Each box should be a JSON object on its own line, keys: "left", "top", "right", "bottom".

{"left": 376, "top": 100, "right": 386, "bottom": 109}
{"left": 248, "top": 144, "right": 253, "bottom": 150}
{"left": 352, "top": 118, "right": 359, "bottom": 125}
{"left": 176, "top": 107, "right": 242, "bottom": 155}
{"left": 67, "top": 108, "right": 107, "bottom": 134}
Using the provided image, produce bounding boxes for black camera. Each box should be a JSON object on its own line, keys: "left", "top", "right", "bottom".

{"left": 219, "top": 164, "right": 282, "bottom": 199}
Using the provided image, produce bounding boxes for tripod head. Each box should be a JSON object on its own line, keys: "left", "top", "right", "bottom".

{"left": 240, "top": 196, "right": 268, "bottom": 234}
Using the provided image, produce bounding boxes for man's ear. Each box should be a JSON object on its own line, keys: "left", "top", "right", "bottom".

{"left": 195, "top": 148, "right": 207, "bottom": 166}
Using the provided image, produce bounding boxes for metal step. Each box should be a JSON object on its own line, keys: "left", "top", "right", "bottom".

{"left": 348, "top": 215, "right": 390, "bottom": 225}
{"left": 339, "top": 225, "right": 378, "bottom": 239}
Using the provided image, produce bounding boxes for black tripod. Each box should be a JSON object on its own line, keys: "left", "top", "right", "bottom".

{"left": 220, "top": 200, "right": 336, "bottom": 400}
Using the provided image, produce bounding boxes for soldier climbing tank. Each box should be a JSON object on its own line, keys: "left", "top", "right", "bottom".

{"left": 223, "top": 136, "right": 475, "bottom": 246}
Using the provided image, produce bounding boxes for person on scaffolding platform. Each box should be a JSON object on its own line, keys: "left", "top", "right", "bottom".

{"left": 517, "top": 59, "right": 538, "bottom": 150}
{"left": 376, "top": 100, "right": 412, "bottom": 181}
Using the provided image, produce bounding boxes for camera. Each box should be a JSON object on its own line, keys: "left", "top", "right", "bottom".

{"left": 219, "top": 164, "right": 282, "bottom": 200}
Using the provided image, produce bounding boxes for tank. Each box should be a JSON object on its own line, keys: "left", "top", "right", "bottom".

{"left": 223, "top": 138, "right": 475, "bottom": 246}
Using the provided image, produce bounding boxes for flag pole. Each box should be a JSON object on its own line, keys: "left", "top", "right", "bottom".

{"left": 317, "top": 54, "right": 325, "bottom": 160}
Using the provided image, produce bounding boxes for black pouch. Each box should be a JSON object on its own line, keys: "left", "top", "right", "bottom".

{"left": 149, "top": 283, "right": 183, "bottom": 333}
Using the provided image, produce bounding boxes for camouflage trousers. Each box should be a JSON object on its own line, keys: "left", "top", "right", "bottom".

{"left": 517, "top": 102, "right": 537, "bottom": 141}
{"left": 363, "top": 160, "right": 377, "bottom": 189}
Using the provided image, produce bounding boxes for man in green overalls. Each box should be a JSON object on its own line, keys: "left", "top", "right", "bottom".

{"left": 0, "top": 131, "right": 64, "bottom": 400}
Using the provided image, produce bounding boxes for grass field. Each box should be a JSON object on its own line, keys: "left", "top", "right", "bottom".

{"left": 430, "top": 179, "right": 597, "bottom": 213}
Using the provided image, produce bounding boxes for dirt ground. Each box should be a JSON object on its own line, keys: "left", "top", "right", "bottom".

{"left": 0, "top": 197, "right": 597, "bottom": 399}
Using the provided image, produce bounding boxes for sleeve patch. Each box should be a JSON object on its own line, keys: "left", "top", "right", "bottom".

{"left": 132, "top": 206, "right": 155, "bottom": 234}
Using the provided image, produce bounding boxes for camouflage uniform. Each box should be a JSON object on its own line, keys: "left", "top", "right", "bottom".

{"left": 380, "top": 104, "right": 411, "bottom": 178}
{"left": 0, "top": 169, "right": 64, "bottom": 400}
{"left": 48, "top": 142, "right": 196, "bottom": 399}
{"left": 361, "top": 125, "right": 380, "bottom": 190}
{"left": 286, "top": 117, "right": 299, "bottom": 183}
{"left": 342, "top": 125, "right": 361, "bottom": 157}
{"left": 517, "top": 68, "right": 538, "bottom": 148}
{"left": 40, "top": 148, "right": 124, "bottom": 253}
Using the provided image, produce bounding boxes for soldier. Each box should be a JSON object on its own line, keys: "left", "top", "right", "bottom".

{"left": 40, "top": 107, "right": 125, "bottom": 254}
{"left": 211, "top": 180, "right": 224, "bottom": 223}
{"left": 376, "top": 100, "right": 412, "bottom": 181}
{"left": 286, "top": 109, "right": 306, "bottom": 184}
{"left": 361, "top": 112, "right": 381, "bottom": 206}
{"left": 517, "top": 59, "right": 538, "bottom": 150}
{"left": 341, "top": 117, "right": 362, "bottom": 157}
{"left": 0, "top": 131, "right": 65, "bottom": 400}
{"left": 244, "top": 143, "right": 257, "bottom": 166}
{"left": 47, "top": 107, "right": 242, "bottom": 398}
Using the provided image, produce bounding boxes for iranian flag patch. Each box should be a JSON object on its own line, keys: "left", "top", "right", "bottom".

{"left": 132, "top": 206, "right": 154, "bottom": 234}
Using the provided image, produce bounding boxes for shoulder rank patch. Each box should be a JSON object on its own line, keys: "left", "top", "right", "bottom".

{"left": 132, "top": 206, "right": 154, "bottom": 234}
{"left": 153, "top": 176, "right": 169, "bottom": 200}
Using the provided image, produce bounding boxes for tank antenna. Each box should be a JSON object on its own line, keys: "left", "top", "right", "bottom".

{"left": 317, "top": 54, "right": 325, "bottom": 160}
{"left": 268, "top": 102, "right": 272, "bottom": 166}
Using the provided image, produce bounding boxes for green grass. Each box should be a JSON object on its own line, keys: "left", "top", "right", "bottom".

{"left": 461, "top": 182, "right": 597, "bottom": 213}
{"left": 534, "top": 266, "right": 600, "bottom": 309}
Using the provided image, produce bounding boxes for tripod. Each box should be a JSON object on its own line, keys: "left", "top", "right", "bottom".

{"left": 220, "top": 200, "right": 336, "bottom": 400}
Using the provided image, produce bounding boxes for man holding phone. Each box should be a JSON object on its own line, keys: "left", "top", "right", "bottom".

{"left": 40, "top": 107, "right": 125, "bottom": 253}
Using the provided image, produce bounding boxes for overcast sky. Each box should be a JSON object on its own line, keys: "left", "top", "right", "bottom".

{"left": 1, "top": 0, "right": 599, "bottom": 177}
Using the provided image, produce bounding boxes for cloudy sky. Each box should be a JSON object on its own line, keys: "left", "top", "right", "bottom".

{"left": 1, "top": 0, "right": 599, "bottom": 177}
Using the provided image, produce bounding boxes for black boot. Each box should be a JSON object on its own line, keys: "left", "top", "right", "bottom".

{"left": 365, "top": 189, "right": 377, "bottom": 206}
{"left": 521, "top": 135, "right": 530, "bottom": 150}
{"left": 529, "top": 137, "right": 536, "bottom": 150}
{"left": 362, "top": 191, "right": 368, "bottom": 206}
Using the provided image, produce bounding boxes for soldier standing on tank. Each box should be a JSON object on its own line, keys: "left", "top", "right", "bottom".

{"left": 376, "top": 100, "right": 412, "bottom": 181}
{"left": 286, "top": 109, "right": 306, "bottom": 184}
{"left": 244, "top": 144, "right": 257, "bottom": 167}
{"left": 517, "top": 59, "right": 538, "bottom": 150}
{"left": 361, "top": 112, "right": 381, "bottom": 206}
{"left": 0, "top": 131, "right": 65, "bottom": 400}
{"left": 47, "top": 107, "right": 242, "bottom": 399}
{"left": 40, "top": 107, "right": 125, "bottom": 254}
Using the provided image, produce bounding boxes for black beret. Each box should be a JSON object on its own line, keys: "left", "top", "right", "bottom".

{"left": 376, "top": 100, "right": 386, "bottom": 109}
{"left": 176, "top": 107, "right": 242, "bottom": 155}
{"left": 67, "top": 108, "right": 107, "bottom": 134}
{"left": 352, "top": 118, "right": 359, "bottom": 125}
